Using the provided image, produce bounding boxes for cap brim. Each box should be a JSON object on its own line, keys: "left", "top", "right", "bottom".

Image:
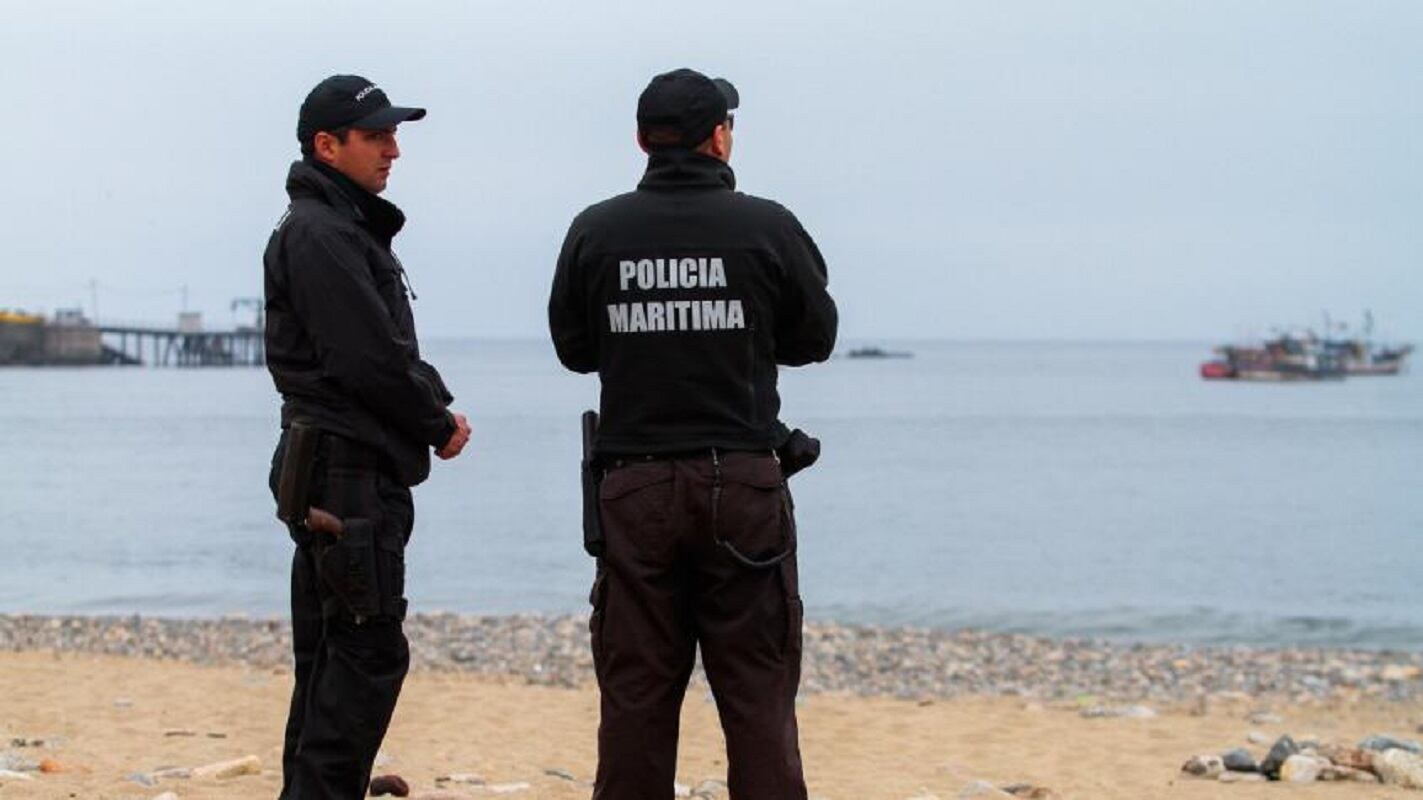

{"left": 351, "top": 105, "right": 427, "bottom": 129}
{"left": 712, "top": 78, "right": 739, "bottom": 111}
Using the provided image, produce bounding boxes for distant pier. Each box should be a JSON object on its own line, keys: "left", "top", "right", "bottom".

{"left": 1, "top": 305, "right": 265, "bottom": 367}
{"left": 98, "top": 322, "right": 265, "bottom": 367}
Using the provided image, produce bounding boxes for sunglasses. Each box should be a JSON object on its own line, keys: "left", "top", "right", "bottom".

{"left": 725, "top": 114, "right": 735, "bottom": 131}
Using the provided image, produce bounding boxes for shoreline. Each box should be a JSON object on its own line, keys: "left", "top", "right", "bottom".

{"left": 4, "top": 613, "right": 1421, "bottom": 704}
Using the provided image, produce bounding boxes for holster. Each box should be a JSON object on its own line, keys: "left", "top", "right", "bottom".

{"left": 276, "top": 421, "right": 322, "bottom": 528}
{"left": 581, "top": 410, "right": 604, "bottom": 557}
{"left": 316, "top": 518, "right": 385, "bottom": 622}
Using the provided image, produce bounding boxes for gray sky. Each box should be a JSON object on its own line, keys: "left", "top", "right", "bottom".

{"left": 3, "top": 1, "right": 1419, "bottom": 342}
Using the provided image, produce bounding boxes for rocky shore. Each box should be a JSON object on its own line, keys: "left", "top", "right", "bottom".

{"left": 2, "top": 613, "right": 1421, "bottom": 703}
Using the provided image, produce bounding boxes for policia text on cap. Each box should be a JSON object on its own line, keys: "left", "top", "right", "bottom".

{"left": 263, "top": 74, "right": 471, "bottom": 799}
{"left": 550, "top": 68, "right": 838, "bottom": 800}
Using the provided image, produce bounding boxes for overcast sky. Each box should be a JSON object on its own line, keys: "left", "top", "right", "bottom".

{"left": 2, "top": 1, "right": 1418, "bottom": 342}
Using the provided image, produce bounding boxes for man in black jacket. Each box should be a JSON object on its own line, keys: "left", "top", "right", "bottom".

{"left": 549, "top": 68, "right": 837, "bottom": 800}
{"left": 264, "top": 74, "right": 470, "bottom": 799}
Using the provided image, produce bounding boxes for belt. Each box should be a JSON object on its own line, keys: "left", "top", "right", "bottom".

{"left": 607, "top": 446, "right": 778, "bottom": 470}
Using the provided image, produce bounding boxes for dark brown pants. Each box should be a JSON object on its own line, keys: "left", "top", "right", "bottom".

{"left": 591, "top": 451, "right": 807, "bottom": 800}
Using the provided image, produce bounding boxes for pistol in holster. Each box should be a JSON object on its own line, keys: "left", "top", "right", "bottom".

{"left": 581, "top": 410, "right": 604, "bottom": 557}
{"left": 276, "top": 421, "right": 346, "bottom": 541}
{"left": 277, "top": 421, "right": 323, "bottom": 533}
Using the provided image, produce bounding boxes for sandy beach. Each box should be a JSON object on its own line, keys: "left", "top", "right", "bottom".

{"left": 2, "top": 616, "right": 1422, "bottom": 799}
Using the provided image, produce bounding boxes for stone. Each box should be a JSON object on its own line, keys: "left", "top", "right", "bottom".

{"left": 1181, "top": 755, "right": 1224, "bottom": 778}
{"left": 0, "top": 769, "right": 35, "bottom": 782}
{"left": 544, "top": 768, "right": 576, "bottom": 781}
{"left": 1246, "top": 731, "right": 1269, "bottom": 745}
{"left": 1319, "top": 764, "right": 1380, "bottom": 783}
{"left": 1221, "top": 748, "right": 1257, "bottom": 772}
{"left": 435, "top": 773, "right": 485, "bottom": 785}
{"left": 38, "top": 758, "right": 63, "bottom": 773}
{"left": 151, "top": 767, "right": 192, "bottom": 780}
{"left": 1316, "top": 743, "right": 1372, "bottom": 771}
{"left": 0, "top": 753, "right": 38, "bottom": 772}
{"left": 1217, "top": 771, "right": 1265, "bottom": 783}
{"left": 1279, "top": 754, "right": 1328, "bottom": 782}
{"left": 191, "top": 754, "right": 261, "bottom": 779}
{"left": 369, "top": 774, "right": 410, "bottom": 797}
{"left": 692, "top": 779, "right": 728, "bottom": 797}
{"left": 1246, "top": 710, "right": 1283, "bottom": 725}
{"left": 675, "top": 783, "right": 692, "bottom": 797}
{"left": 163, "top": 729, "right": 197, "bottom": 737}
{"left": 1259, "top": 734, "right": 1299, "bottom": 779}
{"left": 1001, "top": 783, "right": 1059, "bottom": 798}
{"left": 152, "top": 793, "right": 181, "bottom": 800}
{"left": 487, "top": 783, "right": 532, "bottom": 794}
{"left": 1381, "top": 664, "right": 1421, "bottom": 681}
{"left": 1359, "top": 734, "right": 1423, "bottom": 754}
{"left": 1375, "top": 748, "right": 1423, "bottom": 789}
{"left": 127, "top": 772, "right": 158, "bottom": 786}
{"left": 1080, "top": 704, "right": 1156, "bottom": 719}
{"left": 957, "top": 782, "right": 1013, "bottom": 798}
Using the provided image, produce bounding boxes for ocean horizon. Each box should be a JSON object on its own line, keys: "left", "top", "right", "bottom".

{"left": 2, "top": 338, "right": 1418, "bottom": 649}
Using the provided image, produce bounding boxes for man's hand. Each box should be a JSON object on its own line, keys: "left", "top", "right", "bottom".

{"left": 437, "top": 411, "right": 471, "bottom": 460}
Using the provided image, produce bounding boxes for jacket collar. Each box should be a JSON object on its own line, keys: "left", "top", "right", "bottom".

{"left": 285, "top": 159, "right": 406, "bottom": 246}
{"left": 637, "top": 149, "right": 737, "bottom": 192}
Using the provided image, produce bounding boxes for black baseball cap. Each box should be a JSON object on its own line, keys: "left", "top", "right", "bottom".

{"left": 297, "top": 74, "right": 426, "bottom": 149}
{"left": 637, "top": 68, "right": 739, "bottom": 149}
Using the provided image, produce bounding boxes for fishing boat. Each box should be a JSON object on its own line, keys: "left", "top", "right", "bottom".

{"left": 1200, "top": 332, "right": 1345, "bottom": 381}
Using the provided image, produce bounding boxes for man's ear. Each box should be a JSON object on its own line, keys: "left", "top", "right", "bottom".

{"left": 635, "top": 129, "right": 650, "bottom": 154}
{"left": 312, "top": 131, "right": 339, "bottom": 164}
{"left": 712, "top": 124, "right": 730, "bottom": 157}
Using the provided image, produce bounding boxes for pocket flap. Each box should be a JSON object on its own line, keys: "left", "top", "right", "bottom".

{"left": 599, "top": 462, "right": 674, "bottom": 500}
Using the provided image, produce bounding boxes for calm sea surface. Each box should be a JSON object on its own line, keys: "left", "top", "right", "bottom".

{"left": 1, "top": 340, "right": 1419, "bottom": 648}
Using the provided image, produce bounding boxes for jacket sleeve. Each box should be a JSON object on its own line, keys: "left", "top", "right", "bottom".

{"left": 281, "top": 222, "right": 455, "bottom": 449}
{"left": 548, "top": 220, "right": 599, "bottom": 373}
{"left": 773, "top": 212, "right": 839, "bottom": 366}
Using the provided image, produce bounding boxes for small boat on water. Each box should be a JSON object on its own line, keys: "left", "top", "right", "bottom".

{"left": 845, "top": 346, "right": 913, "bottom": 359}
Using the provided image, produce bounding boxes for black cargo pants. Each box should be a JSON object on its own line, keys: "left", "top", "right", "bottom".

{"left": 591, "top": 450, "right": 808, "bottom": 800}
{"left": 269, "top": 431, "right": 412, "bottom": 800}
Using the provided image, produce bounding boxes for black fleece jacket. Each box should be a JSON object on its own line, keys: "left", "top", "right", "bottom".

{"left": 549, "top": 150, "right": 838, "bottom": 455}
{"left": 264, "top": 159, "right": 454, "bottom": 486}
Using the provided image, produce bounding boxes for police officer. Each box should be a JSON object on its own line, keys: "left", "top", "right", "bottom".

{"left": 549, "top": 68, "right": 838, "bottom": 800}
{"left": 264, "top": 74, "right": 471, "bottom": 799}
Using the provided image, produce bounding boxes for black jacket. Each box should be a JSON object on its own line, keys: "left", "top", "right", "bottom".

{"left": 264, "top": 160, "right": 455, "bottom": 486}
{"left": 549, "top": 150, "right": 838, "bottom": 455}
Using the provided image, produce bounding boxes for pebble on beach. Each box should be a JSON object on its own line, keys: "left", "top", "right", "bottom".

{"left": 1374, "top": 748, "right": 1423, "bottom": 789}
{"left": 370, "top": 774, "right": 411, "bottom": 796}
{"left": 1278, "top": 753, "right": 1328, "bottom": 782}
{"left": 1360, "top": 734, "right": 1423, "bottom": 754}
{"left": 190, "top": 754, "right": 260, "bottom": 780}
{"left": 6, "top": 613, "right": 1423, "bottom": 703}
{"left": 1221, "top": 748, "right": 1257, "bottom": 772}
{"left": 1180, "top": 755, "right": 1223, "bottom": 778}
{"left": 1259, "top": 735, "right": 1299, "bottom": 779}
